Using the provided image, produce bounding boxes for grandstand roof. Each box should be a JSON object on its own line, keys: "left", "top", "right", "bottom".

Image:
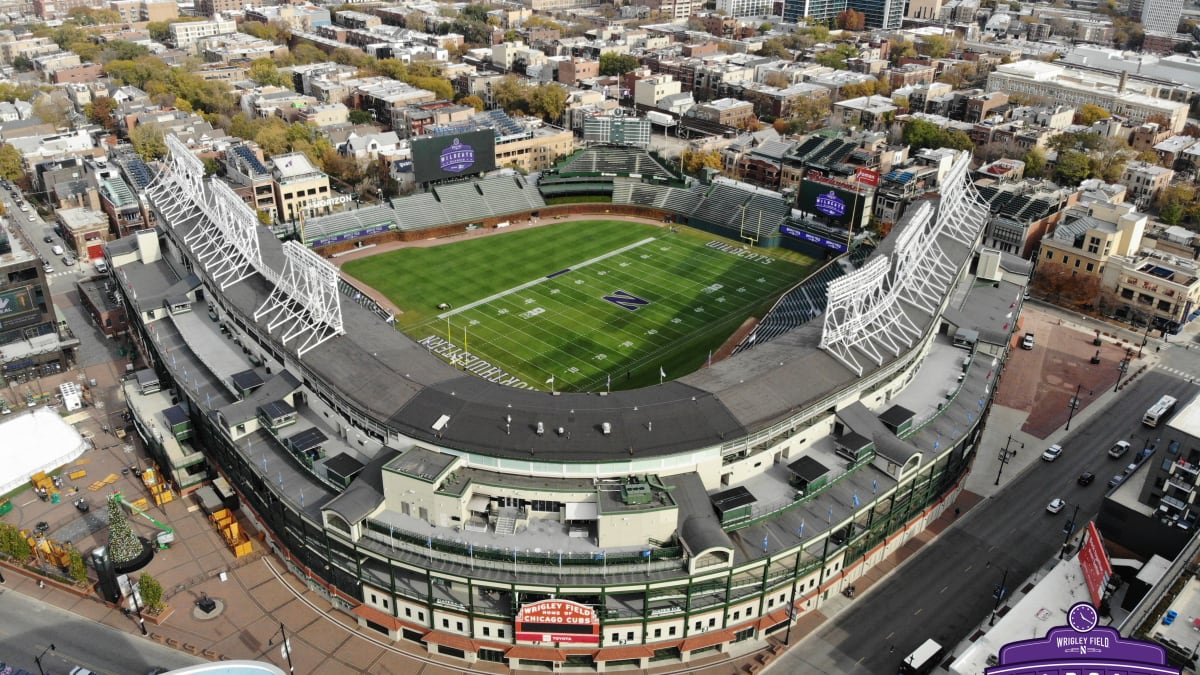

{"left": 156, "top": 150, "right": 993, "bottom": 464}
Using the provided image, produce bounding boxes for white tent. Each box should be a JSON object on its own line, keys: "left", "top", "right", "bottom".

{"left": 0, "top": 407, "right": 87, "bottom": 494}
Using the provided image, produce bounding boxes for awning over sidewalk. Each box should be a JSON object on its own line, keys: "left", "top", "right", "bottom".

{"left": 564, "top": 501, "right": 598, "bottom": 520}
{"left": 351, "top": 603, "right": 408, "bottom": 632}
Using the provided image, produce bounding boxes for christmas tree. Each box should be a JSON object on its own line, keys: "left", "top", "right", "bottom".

{"left": 106, "top": 496, "right": 142, "bottom": 564}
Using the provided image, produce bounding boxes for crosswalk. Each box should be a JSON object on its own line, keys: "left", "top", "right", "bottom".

{"left": 1157, "top": 364, "right": 1200, "bottom": 383}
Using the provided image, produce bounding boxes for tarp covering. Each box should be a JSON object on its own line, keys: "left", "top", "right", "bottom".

{"left": 0, "top": 407, "right": 87, "bottom": 494}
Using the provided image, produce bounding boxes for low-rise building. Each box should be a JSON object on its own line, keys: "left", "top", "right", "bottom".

{"left": 272, "top": 152, "right": 333, "bottom": 225}
{"left": 834, "top": 95, "right": 898, "bottom": 132}
{"left": 57, "top": 207, "right": 110, "bottom": 262}
{"left": 1120, "top": 161, "right": 1174, "bottom": 208}
{"left": 688, "top": 97, "right": 755, "bottom": 128}
{"left": 1035, "top": 201, "right": 1145, "bottom": 308}
{"left": 170, "top": 18, "right": 237, "bottom": 49}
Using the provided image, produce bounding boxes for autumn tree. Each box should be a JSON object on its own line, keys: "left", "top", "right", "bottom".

{"left": 922, "top": 34, "right": 952, "bottom": 59}
{"left": 84, "top": 95, "right": 117, "bottom": 130}
{"left": 836, "top": 9, "right": 865, "bottom": 30}
{"left": 0, "top": 144, "right": 24, "bottom": 181}
{"left": 680, "top": 148, "right": 722, "bottom": 176}
{"left": 1023, "top": 147, "right": 1047, "bottom": 179}
{"left": 1075, "top": 103, "right": 1112, "bottom": 126}
{"left": 458, "top": 94, "right": 485, "bottom": 112}
{"left": 130, "top": 123, "right": 167, "bottom": 160}
{"left": 491, "top": 75, "right": 530, "bottom": 114}
{"left": 528, "top": 82, "right": 567, "bottom": 122}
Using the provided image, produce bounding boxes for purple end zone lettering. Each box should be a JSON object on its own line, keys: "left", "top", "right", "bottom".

{"left": 602, "top": 290, "right": 650, "bottom": 311}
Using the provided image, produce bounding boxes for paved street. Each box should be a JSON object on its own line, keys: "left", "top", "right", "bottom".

{"left": 0, "top": 583, "right": 205, "bottom": 674}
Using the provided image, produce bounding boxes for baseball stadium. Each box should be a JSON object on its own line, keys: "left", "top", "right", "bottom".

{"left": 107, "top": 136, "right": 1019, "bottom": 672}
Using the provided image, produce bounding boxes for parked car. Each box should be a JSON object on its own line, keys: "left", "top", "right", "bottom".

{"left": 42, "top": 261, "right": 52, "bottom": 273}
{"left": 1022, "top": 332, "right": 1035, "bottom": 350}
{"left": 43, "top": 234, "right": 52, "bottom": 243}
{"left": 1108, "top": 440, "right": 1131, "bottom": 459}
{"left": 62, "top": 255, "right": 75, "bottom": 266}
{"left": 74, "top": 497, "right": 89, "bottom": 512}
{"left": 1078, "top": 471, "right": 1095, "bottom": 486}
{"left": 1047, "top": 498, "right": 1066, "bottom": 514}
{"left": 1108, "top": 474, "right": 1126, "bottom": 488}
{"left": 1042, "top": 444, "right": 1064, "bottom": 461}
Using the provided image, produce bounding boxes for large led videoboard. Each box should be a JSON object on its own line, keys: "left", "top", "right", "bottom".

{"left": 412, "top": 130, "right": 497, "bottom": 183}
{"left": 798, "top": 173, "right": 870, "bottom": 230}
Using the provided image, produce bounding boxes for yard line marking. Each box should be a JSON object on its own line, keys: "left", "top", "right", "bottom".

{"left": 436, "top": 237, "right": 658, "bottom": 319}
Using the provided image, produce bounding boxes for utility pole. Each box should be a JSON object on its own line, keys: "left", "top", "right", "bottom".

{"left": 989, "top": 567, "right": 1009, "bottom": 627}
{"left": 995, "top": 435, "right": 1024, "bottom": 486}
{"left": 270, "top": 622, "right": 295, "bottom": 674}
{"left": 131, "top": 578, "right": 148, "bottom": 636}
{"left": 1061, "top": 503, "right": 1080, "bottom": 560}
{"left": 1114, "top": 348, "right": 1132, "bottom": 393}
{"left": 1065, "top": 383, "right": 1092, "bottom": 432}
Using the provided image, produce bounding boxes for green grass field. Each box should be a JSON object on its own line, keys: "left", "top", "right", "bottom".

{"left": 342, "top": 221, "right": 817, "bottom": 391}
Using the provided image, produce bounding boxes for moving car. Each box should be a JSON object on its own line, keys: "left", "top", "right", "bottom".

{"left": 1078, "top": 471, "right": 1095, "bottom": 486}
{"left": 1022, "top": 332, "right": 1035, "bottom": 350}
{"left": 1042, "top": 444, "right": 1064, "bottom": 461}
{"left": 62, "top": 255, "right": 75, "bottom": 266}
{"left": 42, "top": 261, "right": 52, "bottom": 273}
{"left": 1108, "top": 440, "right": 1131, "bottom": 459}
{"left": 1047, "top": 498, "right": 1066, "bottom": 514}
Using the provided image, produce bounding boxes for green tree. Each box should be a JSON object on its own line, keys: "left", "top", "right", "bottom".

{"left": 138, "top": 573, "right": 164, "bottom": 613}
{"left": 528, "top": 82, "right": 567, "bottom": 122}
{"left": 101, "top": 40, "right": 150, "bottom": 63}
{"left": 1023, "top": 146, "right": 1047, "bottom": 179}
{"left": 1052, "top": 150, "right": 1092, "bottom": 186}
{"left": 599, "top": 52, "right": 639, "bottom": 76}
{"left": 492, "top": 75, "right": 530, "bottom": 114}
{"left": 130, "top": 123, "right": 167, "bottom": 161}
{"left": 33, "top": 96, "right": 70, "bottom": 129}
{"left": 0, "top": 522, "right": 32, "bottom": 560}
{"left": 348, "top": 109, "right": 375, "bottom": 124}
{"left": 0, "top": 143, "right": 25, "bottom": 181}
{"left": 458, "top": 94, "right": 485, "bottom": 112}
{"left": 257, "top": 209, "right": 274, "bottom": 226}
{"left": 757, "top": 38, "right": 792, "bottom": 59}
{"left": 67, "top": 546, "right": 88, "bottom": 583}
{"left": 814, "top": 43, "right": 859, "bottom": 70}
{"left": 922, "top": 34, "right": 952, "bottom": 59}
{"left": 11, "top": 55, "right": 31, "bottom": 71}
{"left": 202, "top": 157, "right": 220, "bottom": 176}
{"left": 247, "top": 58, "right": 291, "bottom": 88}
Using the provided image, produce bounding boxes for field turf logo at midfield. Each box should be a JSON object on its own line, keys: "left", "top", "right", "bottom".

{"left": 603, "top": 289, "right": 650, "bottom": 311}
{"left": 440, "top": 138, "right": 476, "bottom": 173}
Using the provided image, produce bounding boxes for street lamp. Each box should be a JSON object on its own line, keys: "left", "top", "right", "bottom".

{"left": 34, "top": 644, "right": 55, "bottom": 675}
{"left": 1138, "top": 322, "right": 1152, "bottom": 358}
{"left": 1060, "top": 503, "right": 1081, "bottom": 560}
{"left": 1065, "top": 384, "right": 1093, "bottom": 432}
{"left": 994, "top": 435, "right": 1024, "bottom": 486}
{"left": 130, "top": 577, "right": 148, "bottom": 636}
{"left": 269, "top": 622, "right": 295, "bottom": 675}
{"left": 989, "top": 567, "right": 1009, "bottom": 627}
{"left": 1114, "top": 348, "right": 1132, "bottom": 393}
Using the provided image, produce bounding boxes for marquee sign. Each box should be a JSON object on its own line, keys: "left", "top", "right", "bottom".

{"left": 987, "top": 602, "right": 1179, "bottom": 675}
{"left": 815, "top": 191, "right": 847, "bottom": 217}
{"left": 440, "top": 138, "right": 476, "bottom": 174}
{"left": 515, "top": 599, "right": 600, "bottom": 645}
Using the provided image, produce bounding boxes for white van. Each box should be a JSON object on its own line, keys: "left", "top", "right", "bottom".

{"left": 51, "top": 244, "right": 64, "bottom": 256}
{"left": 94, "top": 258, "right": 108, "bottom": 273}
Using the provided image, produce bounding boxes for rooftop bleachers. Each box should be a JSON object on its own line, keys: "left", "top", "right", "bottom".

{"left": 792, "top": 136, "right": 826, "bottom": 158}
{"left": 233, "top": 144, "right": 269, "bottom": 176}
{"left": 122, "top": 157, "right": 155, "bottom": 190}
{"left": 975, "top": 184, "right": 999, "bottom": 202}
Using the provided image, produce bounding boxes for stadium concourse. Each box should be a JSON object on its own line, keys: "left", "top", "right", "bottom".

{"left": 102, "top": 138, "right": 1022, "bottom": 672}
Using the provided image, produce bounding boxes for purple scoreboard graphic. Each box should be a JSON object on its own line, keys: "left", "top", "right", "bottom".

{"left": 986, "top": 602, "right": 1180, "bottom": 675}
{"left": 412, "top": 130, "right": 497, "bottom": 183}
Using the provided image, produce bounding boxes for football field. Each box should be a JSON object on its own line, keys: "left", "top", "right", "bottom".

{"left": 342, "top": 221, "right": 817, "bottom": 391}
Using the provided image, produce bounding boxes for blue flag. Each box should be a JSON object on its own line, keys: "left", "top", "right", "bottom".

{"left": 853, "top": 494, "right": 860, "bottom": 507}
{"left": 426, "top": 534, "right": 431, "bottom": 547}
{"left": 798, "top": 521, "right": 804, "bottom": 538}
{"left": 872, "top": 479, "right": 878, "bottom": 494}
{"left": 643, "top": 549, "right": 651, "bottom": 558}
{"left": 595, "top": 551, "right": 605, "bottom": 560}
{"left": 762, "top": 536, "right": 769, "bottom": 551}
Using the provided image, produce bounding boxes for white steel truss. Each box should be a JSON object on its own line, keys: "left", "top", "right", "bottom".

{"left": 820, "top": 257, "right": 921, "bottom": 376}
{"left": 146, "top": 135, "right": 206, "bottom": 228}
{"left": 184, "top": 180, "right": 264, "bottom": 290}
{"left": 820, "top": 151, "right": 987, "bottom": 376}
{"left": 253, "top": 241, "right": 344, "bottom": 357}
{"left": 892, "top": 202, "right": 958, "bottom": 314}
